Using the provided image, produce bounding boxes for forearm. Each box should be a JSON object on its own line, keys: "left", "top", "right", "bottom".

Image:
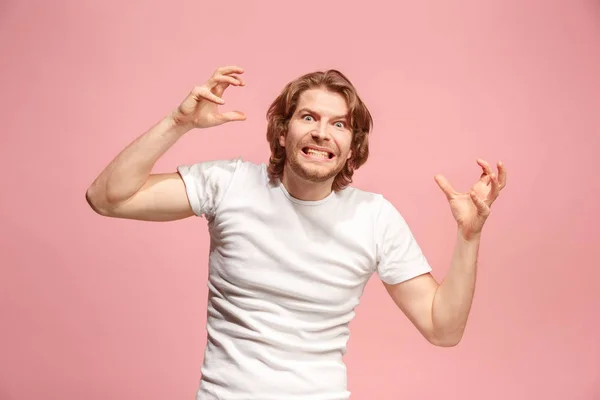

{"left": 86, "top": 114, "right": 189, "bottom": 208}
{"left": 431, "top": 230, "right": 481, "bottom": 345}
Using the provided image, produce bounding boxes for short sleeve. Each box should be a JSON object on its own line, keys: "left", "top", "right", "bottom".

{"left": 375, "top": 198, "right": 432, "bottom": 285}
{"left": 176, "top": 158, "right": 241, "bottom": 219}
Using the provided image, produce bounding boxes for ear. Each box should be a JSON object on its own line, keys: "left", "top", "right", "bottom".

{"left": 346, "top": 149, "right": 352, "bottom": 160}
{"left": 279, "top": 131, "right": 286, "bottom": 147}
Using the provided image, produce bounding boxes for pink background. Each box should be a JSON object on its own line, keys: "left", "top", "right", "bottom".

{"left": 1, "top": 0, "right": 599, "bottom": 399}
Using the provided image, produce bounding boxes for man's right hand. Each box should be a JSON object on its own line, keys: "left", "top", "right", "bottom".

{"left": 171, "top": 66, "right": 247, "bottom": 130}
{"left": 86, "top": 66, "right": 248, "bottom": 221}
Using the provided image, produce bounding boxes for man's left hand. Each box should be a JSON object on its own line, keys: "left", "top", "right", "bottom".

{"left": 434, "top": 159, "right": 507, "bottom": 240}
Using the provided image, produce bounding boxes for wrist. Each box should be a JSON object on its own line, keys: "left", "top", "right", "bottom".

{"left": 457, "top": 227, "right": 482, "bottom": 244}
{"left": 165, "top": 111, "right": 194, "bottom": 135}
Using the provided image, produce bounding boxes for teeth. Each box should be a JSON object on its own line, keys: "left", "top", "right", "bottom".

{"left": 307, "top": 149, "right": 329, "bottom": 159}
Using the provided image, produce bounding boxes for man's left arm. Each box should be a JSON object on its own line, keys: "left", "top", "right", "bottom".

{"left": 384, "top": 159, "right": 506, "bottom": 347}
{"left": 384, "top": 230, "right": 480, "bottom": 347}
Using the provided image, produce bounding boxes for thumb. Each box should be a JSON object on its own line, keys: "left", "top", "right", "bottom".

{"left": 434, "top": 174, "right": 454, "bottom": 200}
{"left": 219, "top": 111, "right": 247, "bottom": 123}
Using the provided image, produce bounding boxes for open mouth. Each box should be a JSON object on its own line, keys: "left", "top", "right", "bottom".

{"left": 302, "top": 147, "right": 334, "bottom": 160}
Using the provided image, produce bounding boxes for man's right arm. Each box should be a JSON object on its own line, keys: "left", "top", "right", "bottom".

{"left": 85, "top": 115, "right": 195, "bottom": 221}
{"left": 85, "top": 66, "right": 246, "bottom": 222}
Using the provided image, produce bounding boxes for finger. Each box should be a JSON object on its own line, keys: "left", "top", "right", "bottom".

{"left": 226, "top": 74, "right": 245, "bottom": 86}
{"left": 477, "top": 159, "right": 493, "bottom": 178}
{"left": 470, "top": 191, "right": 490, "bottom": 216}
{"left": 216, "top": 66, "right": 244, "bottom": 76}
{"left": 192, "top": 86, "right": 225, "bottom": 105}
{"left": 211, "top": 76, "right": 244, "bottom": 97}
{"left": 233, "top": 75, "right": 245, "bottom": 86}
{"left": 209, "top": 80, "right": 234, "bottom": 98}
{"left": 434, "top": 174, "right": 456, "bottom": 200}
{"left": 497, "top": 161, "right": 507, "bottom": 189}
{"left": 212, "top": 74, "right": 243, "bottom": 87}
{"left": 486, "top": 173, "right": 501, "bottom": 206}
{"left": 218, "top": 110, "right": 246, "bottom": 123}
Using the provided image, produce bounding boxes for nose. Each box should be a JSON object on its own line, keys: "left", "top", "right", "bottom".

{"left": 311, "top": 121, "right": 330, "bottom": 141}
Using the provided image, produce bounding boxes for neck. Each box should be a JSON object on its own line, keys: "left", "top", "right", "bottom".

{"left": 281, "top": 165, "right": 334, "bottom": 201}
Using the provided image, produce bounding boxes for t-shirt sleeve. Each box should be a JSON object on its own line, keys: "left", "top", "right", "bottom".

{"left": 375, "top": 197, "right": 432, "bottom": 285}
{"left": 176, "top": 158, "right": 242, "bottom": 219}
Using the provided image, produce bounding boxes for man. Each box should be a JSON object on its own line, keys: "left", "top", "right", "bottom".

{"left": 86, "top": 66, "right": 506, "bottom": 400}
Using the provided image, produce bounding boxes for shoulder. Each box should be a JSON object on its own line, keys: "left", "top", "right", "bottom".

{"left": 337, "top": 185, "right": 388, "bottom": 211}
{"left": 175, "top": 158, "right": 266, "bottom": 218}
{"left": 177, "top": 157, "right": 264, "bottom": 182}
{"left": 338, "top": 186, "right": 409, "bottom": 228}
{"left": 235, "top": 158, "right": 267, "bottom": 177}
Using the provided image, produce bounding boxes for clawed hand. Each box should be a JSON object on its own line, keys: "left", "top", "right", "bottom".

{"left": 172, "top": 66, "right": 247, "bottom": 130}
{"left": 435, "top": 159, "right": 507, "bottom": 240}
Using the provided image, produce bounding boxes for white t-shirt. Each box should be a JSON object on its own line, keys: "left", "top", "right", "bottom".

{"left": 177, "top": 159, "right": 432, "bottom": 400}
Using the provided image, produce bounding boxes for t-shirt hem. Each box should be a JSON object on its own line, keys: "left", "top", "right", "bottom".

{"left": 177, "top": 165, "right": 203, "bottom": 217}
{"left": 379, "top": 264, "right": 433, "bottom": 285}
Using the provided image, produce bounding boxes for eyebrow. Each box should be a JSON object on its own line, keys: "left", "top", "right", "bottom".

{"left": 296, "top": 108, "right": 349, "bottom": 122}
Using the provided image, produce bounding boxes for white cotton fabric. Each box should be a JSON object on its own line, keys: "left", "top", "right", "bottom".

{"left": 177, "top": 159, "right": 432, "bottom": 400}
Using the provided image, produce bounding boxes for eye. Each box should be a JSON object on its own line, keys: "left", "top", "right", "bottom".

{"left": 302, "top": 115, "right": 314, "bottom": 121}
{"left": 334, "top": 121, "right": 346, "bottom": 128}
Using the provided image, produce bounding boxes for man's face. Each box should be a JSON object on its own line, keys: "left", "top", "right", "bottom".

{"left": 279, "top": 88, "right": 353, "bottom": 185}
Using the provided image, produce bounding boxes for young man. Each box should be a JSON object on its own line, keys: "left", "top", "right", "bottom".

{"left": 86, "top": 66, "right": 506, "bottom": 400}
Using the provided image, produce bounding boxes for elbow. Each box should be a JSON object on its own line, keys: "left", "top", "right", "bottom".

{"left": 427, "top": 330, "right": 464, "bottom": 348}
{"left": 85, "top": 185, "right": 111, "bottom": 216}
{"left": 432, "top": 337, "right": 462, "bottom": 348}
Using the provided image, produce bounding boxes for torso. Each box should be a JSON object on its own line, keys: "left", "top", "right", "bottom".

{"left": 197, "top": 162, "right": 383, "bottom": 400}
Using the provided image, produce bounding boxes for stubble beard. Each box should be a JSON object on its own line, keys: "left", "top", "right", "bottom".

{"left": 285, "top": 145, "right": 345, "bottom": 183}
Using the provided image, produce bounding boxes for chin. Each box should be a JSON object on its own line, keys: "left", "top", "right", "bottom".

{"left": 290, "top": 155, "right": 344, "bottom": 183}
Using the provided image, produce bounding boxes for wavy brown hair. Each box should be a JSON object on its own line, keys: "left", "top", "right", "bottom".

{"left": 266, "top": 70, "right": 373, "bottom": 191}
